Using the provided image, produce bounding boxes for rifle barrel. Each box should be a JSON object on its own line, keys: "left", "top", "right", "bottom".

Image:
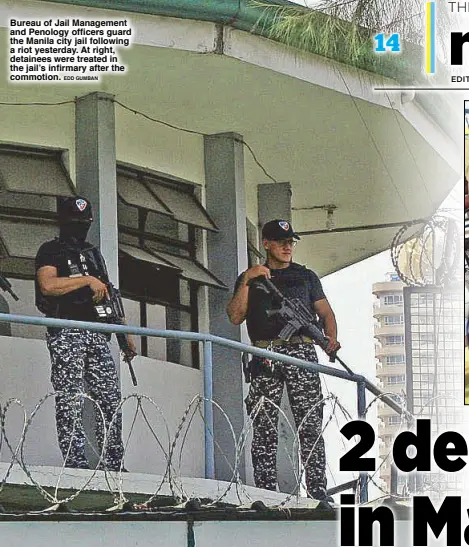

{"left": 126, "top": 358, "right": 138, "bottom": 386}
{"left": 0, "top": 275, "right": 19, "bottom": 301}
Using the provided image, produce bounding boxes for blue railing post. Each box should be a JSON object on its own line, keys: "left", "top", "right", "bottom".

{"left": 357, "top": 380, "right": 368, "bottom": 503}
{"left": 203, "top": 340, "right": 215, "bottom": 479}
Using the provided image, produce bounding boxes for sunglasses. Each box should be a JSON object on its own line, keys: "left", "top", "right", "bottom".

{"left": 271, "top": 239, "right": 297, "bottom": 248}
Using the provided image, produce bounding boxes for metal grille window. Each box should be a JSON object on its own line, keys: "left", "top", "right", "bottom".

{"left": 0, "top": 145, "right": 75, "bottom": 281}
{"left": 0, "top": 148, "right": 226, "bottom": 368}
{"left": 417, "top": 373, "right": 435, "bottom": 383}
{"left": 0, "top": 144, "right": 74, "bottom": 198}
{"left": 411, "top": 332, "right": 434, "bottom": 347}
{"left": 116, "top": 163, "right": 226, "bottom": 367}
{"left": 404, "top": 280, "right": 464, "bottom": 500}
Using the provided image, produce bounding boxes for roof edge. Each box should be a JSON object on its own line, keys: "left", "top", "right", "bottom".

{"left": 36, "top": 0, "right": 410, "bottom": 79}
{"left": 34, "top": 0, "right": 455, "bottom": 141}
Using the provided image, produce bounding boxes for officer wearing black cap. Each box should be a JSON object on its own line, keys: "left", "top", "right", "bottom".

{"left": 35, "top": 196, "right": 135, "bottom": 471}
{"left": 227, "top": 219, "right": 340, "bottom": 500}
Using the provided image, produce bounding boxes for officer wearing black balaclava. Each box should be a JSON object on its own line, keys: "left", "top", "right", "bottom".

{"left": 36, "top": 197, "right": 108, "bottom": 318}
{"left": 58, "top": 196, "right": 93, "bottom": 244}
{"left": 35, "top": 196, "right": 133, "bottom": 471}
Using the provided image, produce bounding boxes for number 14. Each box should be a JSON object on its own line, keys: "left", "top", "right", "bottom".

{"left": 374, "top": 33, "right": 401, "bottom": 53}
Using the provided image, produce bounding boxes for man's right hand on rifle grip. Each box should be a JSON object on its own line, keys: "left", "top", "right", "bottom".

{"left": 126, "top": 335, "right": 137, "bottom": 360}
{"left": 227, "top": 267, "right": 271, "bottom": 326}
{"left": 242, "top": 265, "right": 271, "bottom": 286}
{"left": 323, "top": 336, "right": 341, "bottom": 357}
{"left": 88, "top": 277, "right": 109, "bottom": 303}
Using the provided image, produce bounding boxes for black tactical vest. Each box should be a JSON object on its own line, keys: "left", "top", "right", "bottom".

{"left": 244, "top": 262, "right": 321, "bottom": 342}
{"left": 35, "top": 239, "right": 108, "bottom": 320}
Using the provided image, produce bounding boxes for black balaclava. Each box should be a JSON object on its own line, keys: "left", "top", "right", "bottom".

{"left": 59, "top": 221, "right": 91, "bottom": 244}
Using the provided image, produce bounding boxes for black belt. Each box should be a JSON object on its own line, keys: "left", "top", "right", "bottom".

{"left": 253, "top": 336, "right": 313, "bottom": 348}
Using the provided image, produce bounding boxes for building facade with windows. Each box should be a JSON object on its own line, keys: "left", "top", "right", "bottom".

{"left": 374, "top": 272, "right": 464, "bottom": 496}
{"left": 373, "top": 273, "right": 407, "bottom": 491}
{"left": 404, "top": 285, "right": 464, "bottom": 497}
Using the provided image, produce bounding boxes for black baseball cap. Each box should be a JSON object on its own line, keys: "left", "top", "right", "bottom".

{"left": 57, "top": 196, "right": 93, "bottom": 222}
{"left": 262, "top": 219, "right": 300, "bottom": 241}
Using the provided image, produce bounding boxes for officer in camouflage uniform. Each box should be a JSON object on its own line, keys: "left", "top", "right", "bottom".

{"left": 35, "top": 197, "right": 136, "bottom": 471}
{"left": 227, "top": 219, "right": 340, "bottom": 500}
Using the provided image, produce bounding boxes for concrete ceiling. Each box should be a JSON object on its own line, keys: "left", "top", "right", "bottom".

{"left": 107, "top": 45, "right": 458, "bottom": 275}
{"left": 0, "top": 33, "right": 458, "bottom": 277}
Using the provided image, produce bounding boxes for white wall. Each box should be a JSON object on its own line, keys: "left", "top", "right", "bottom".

{"left": 0, "top": 521, "right": 339, "bottom": 547}
{"left": 0, "top": 336, "right": 204, "bottom": 476}
{"left": 0, "top": 336, "right": 61, "bottom": 466}
{"left": 0, "top": 521, "right": 440, "bottom": 547}
{"left": 1, "top": 523, "right": 187, "bottom": 547}
{"left": 120, "top": 355, "right": 204, "bottom": 477}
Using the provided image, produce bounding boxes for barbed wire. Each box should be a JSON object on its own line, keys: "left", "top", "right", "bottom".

{"left": 391, "top": 214, "right": 461, "bottom": 287}
{"left": 0, "top": 387, "right": 462, "bottom": 514}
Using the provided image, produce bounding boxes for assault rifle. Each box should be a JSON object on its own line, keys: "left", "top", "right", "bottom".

{"left": 94, "top": 284, "right": 138, "bottom": 386}
{"left": 0, "top": 274, "right": 19, "bottom": 301}
{"left": 250, "top": 276, "right": 354, "bottom": 376}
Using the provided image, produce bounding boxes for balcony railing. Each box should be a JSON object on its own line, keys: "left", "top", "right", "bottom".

{"left": 374, "top": 345, "right": 405, "bottom": 358}
{"left": 0, "top": 312, "right": 413, "bottom": 504}
{"left": 374, "top": 324, "right": 405, "bottom": 337}
{"left": 373, "top": 303, "right": 404, "bottom": 317}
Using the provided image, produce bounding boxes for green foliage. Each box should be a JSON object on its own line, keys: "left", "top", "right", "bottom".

{"left": 249, "top": 1, "right": 447, "bottom": 83}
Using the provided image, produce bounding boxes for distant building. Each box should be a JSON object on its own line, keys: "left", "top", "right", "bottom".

{"left": 404, "top": 285, "right": 464, "bottom": 497}
{"left": 373, "top": 273, "right": 406, "bottom": 493}
{"left": 374, "top": 272, "right": 464, "bottom": 497}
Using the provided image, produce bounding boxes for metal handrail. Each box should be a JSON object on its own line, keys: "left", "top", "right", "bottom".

{"left": 0, "top": 312, "right": 413, "bottom": 502}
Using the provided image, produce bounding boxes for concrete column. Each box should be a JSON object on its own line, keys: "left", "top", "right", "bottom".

{"left": 258, "top": 183, "right": 298, "bottom": 494}
{"left": 258, "top": 183, "right": 292, "bottom": 226}
{"left": 204, "top": 132, "right": 248, "bottom": 482}
{"left": 0, "top": 295, "right": 11, "bottom": 336}
{"left": 75, "top": 92, "right": 119, "bottom": 283}
{"left": 75, "top": 92, "right": 119, "bottom": 466}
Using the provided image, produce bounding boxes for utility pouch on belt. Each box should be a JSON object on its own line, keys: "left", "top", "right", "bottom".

{"left": 242, "top": 353, "right": 276, "bottom": 383}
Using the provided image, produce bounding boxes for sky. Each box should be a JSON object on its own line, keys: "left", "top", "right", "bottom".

{"left": 317, "top": 250, "right": 392, "bottom": 493}
{"left": 316, "top": 181, "right": 462, "bottom": 495}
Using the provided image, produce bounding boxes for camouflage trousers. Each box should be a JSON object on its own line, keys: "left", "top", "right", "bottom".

{"left": 46, "top": 328, "right": 124, "bottom": 471}
{"left": 245, "top": 343, "right": 326, "bottom": 497}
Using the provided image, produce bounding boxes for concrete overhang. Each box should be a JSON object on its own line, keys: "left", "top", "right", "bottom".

{"left": 0, "top": 1, "right": 459, "bottom": 276}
